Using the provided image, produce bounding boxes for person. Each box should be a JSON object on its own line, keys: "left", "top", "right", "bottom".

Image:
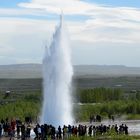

{"left": 73, "top": 126, "right": 78, "bottom": 136}
{"left": 9, "top": 125, "right": 14, "bottom": 140}
{"left": 68, "top": 125, "right": 72, "bottom": 137}
{"left": 25, "top": 117, "right": 32, "bottom": 124}
{"left": 82, "top": 125, "right": 87, "bottom": 136}
{"left": 51, "top": 126, "right": 56, "bottom": 140}
{"left": 103, "top": 125, "right": 107, "bottom": 134}
{"left": 99, "top": 124, "right": 104, "bottom": 135}
{"left": 16, "top": 122, "right": 21, "bottom": 138}
{"left": 63, "top": 125, "right": 67, "bottom": 139}
{"left": 88, "top": 125, "right": 92, "bottom": 137}
{"left": 89, "top": 115, "right": 93, "bottom": 123}
{"left": 37, "top": 125, "right": 42, "bottom": 139}
{"left": 93, "top": 126, "right": 96, "bottom": 137}
{"left": 44, "top": 124, "right": 48, "bottom": 139}
{"left": 26, "top": 124, "right": 31, "bottom": 138}
{"left": 0, "top": 124, "right": 2, "bottom": 137}
{"left": 115, "top": 124, "right": 118, "bottom": 134}
{"left": 11, "top": 119, "right": 16, "bottom": 137}
{"left": 3, "top": 121, "right": 8, "bottom": 136}
{"left": 124, "top": 124, "right": 128, "bottom": 135}
{"left": 58, "top": 126, "right": 62, "bottom": 139}
{"left": 21, "top": 123, "right": 26, "bottom": 140}
{"left": 1, "top": 119, "right": 4, "bottom": 125}
{"left": 108, "top": 114, "right": 111, "bottom": 120}
{"left": 34, "top": 125, "right": 38, "bottom": 139}
{"left": 119, "top": 124, "right": 125, "bottom": 134}
{"left": 111, "top": 116, "right": 115, "bottom": 122}
{"left": 96, "top": 115, "right": 101, "bottom": 122}
{"left": 11, "top": 119, "right": 16, "bottom": 131}
{"left": 41, "top": 125, "right": 45, "bottom": 139}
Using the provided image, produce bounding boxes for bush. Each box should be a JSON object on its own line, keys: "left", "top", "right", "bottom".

{"left": 76, "top": 88, "right": 123, "bottom": 103}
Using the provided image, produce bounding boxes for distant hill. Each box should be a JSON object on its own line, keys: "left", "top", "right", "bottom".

{"left": 74, "top": 65, "right": 140, "bottom": 77}
{"left": 0, "top": 64, "right": 140, "bottom": 78}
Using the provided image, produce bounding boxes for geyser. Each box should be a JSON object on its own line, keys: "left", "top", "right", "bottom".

{"left": 40, "top": 16, "right": 73, "bottom": 127}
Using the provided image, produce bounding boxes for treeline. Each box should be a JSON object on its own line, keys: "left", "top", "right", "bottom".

{"left": 76, "top": 88, "right": 123, "bottom": 103}
{"left": 75, "top": 88, "right": 140, "bottom": 103}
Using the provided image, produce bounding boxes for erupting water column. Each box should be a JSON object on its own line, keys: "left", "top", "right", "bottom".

{"left": 41, "top": 15, "right": 73, "bottom": 127}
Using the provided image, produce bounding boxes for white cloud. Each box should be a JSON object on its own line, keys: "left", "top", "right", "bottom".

{"left": 0, "top": 18, "right": 84, "bottom": 64}
{"left": 0, "top": 0, "right": 140, "bottom": 65}
{"left": 17, "top": 0, "right": 140, "bottom": 44}
{"left": 18, "top": 0, "right": 95, "bottom": 15}
{"left": 0, "top": 8, "right": 51, "bottom": 17}
{"left": 18, "top": 0, "right": 140, "bottom": 22}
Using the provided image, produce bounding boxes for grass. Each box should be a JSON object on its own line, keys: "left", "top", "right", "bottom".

{"left": 68, "top": 135, "right": 140, "bottom": 140}
{"left": 0, "top": 100, "right": 40, "bottom": 121}
{"left": 127, "top": 114, "right": 140, "bottom": 120}
{"left": 46, "top": 135, "right": 140, "bottom": 140}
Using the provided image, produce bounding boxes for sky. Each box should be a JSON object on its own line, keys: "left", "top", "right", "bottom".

{"left": 0, "top": 0, "right": 140, "bottom": 66}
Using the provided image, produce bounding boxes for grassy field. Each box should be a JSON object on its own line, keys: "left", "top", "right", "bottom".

{"left": 66, "top": 135, "right": 140, "bottom": 140}
{"left": 0, "top": 77, "right": 140, "bottom": 121}
{"left": 1, "top": 134, "right": 140, "bottom": 140}
{"left": 74, "top": 76, "right": 140, "bottom": 91}
{"left": 0, "top": 76, "right": 140, "bottom": 92}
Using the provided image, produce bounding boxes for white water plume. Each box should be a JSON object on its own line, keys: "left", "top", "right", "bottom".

{"left": 40, "top": 15, "right": 73, "bottom": 127}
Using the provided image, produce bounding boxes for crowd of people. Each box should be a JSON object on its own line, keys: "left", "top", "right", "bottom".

{"left": 33, "top": 123, "right": 128, "bottom": 139}
{"left": 0, "top": 118, "right": 32, "bottom": 139}
{"left": 89, "top": 114, "right": 115, "bottom": 123}
{"left": 0, "top": 118, "right": 128, "bottom": 140}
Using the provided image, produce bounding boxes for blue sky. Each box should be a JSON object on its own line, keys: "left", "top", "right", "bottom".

{"left": 85, "top": 0, "right": 140, "bottom": 8}
{"left": 0, "top": 0, "right": 140, "bottom": 66}
{"left": 1, "top": 0, "right": 140, "bottom": 8}
{"left": 0, "top": 0, "right": 29, "bottom": 8}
